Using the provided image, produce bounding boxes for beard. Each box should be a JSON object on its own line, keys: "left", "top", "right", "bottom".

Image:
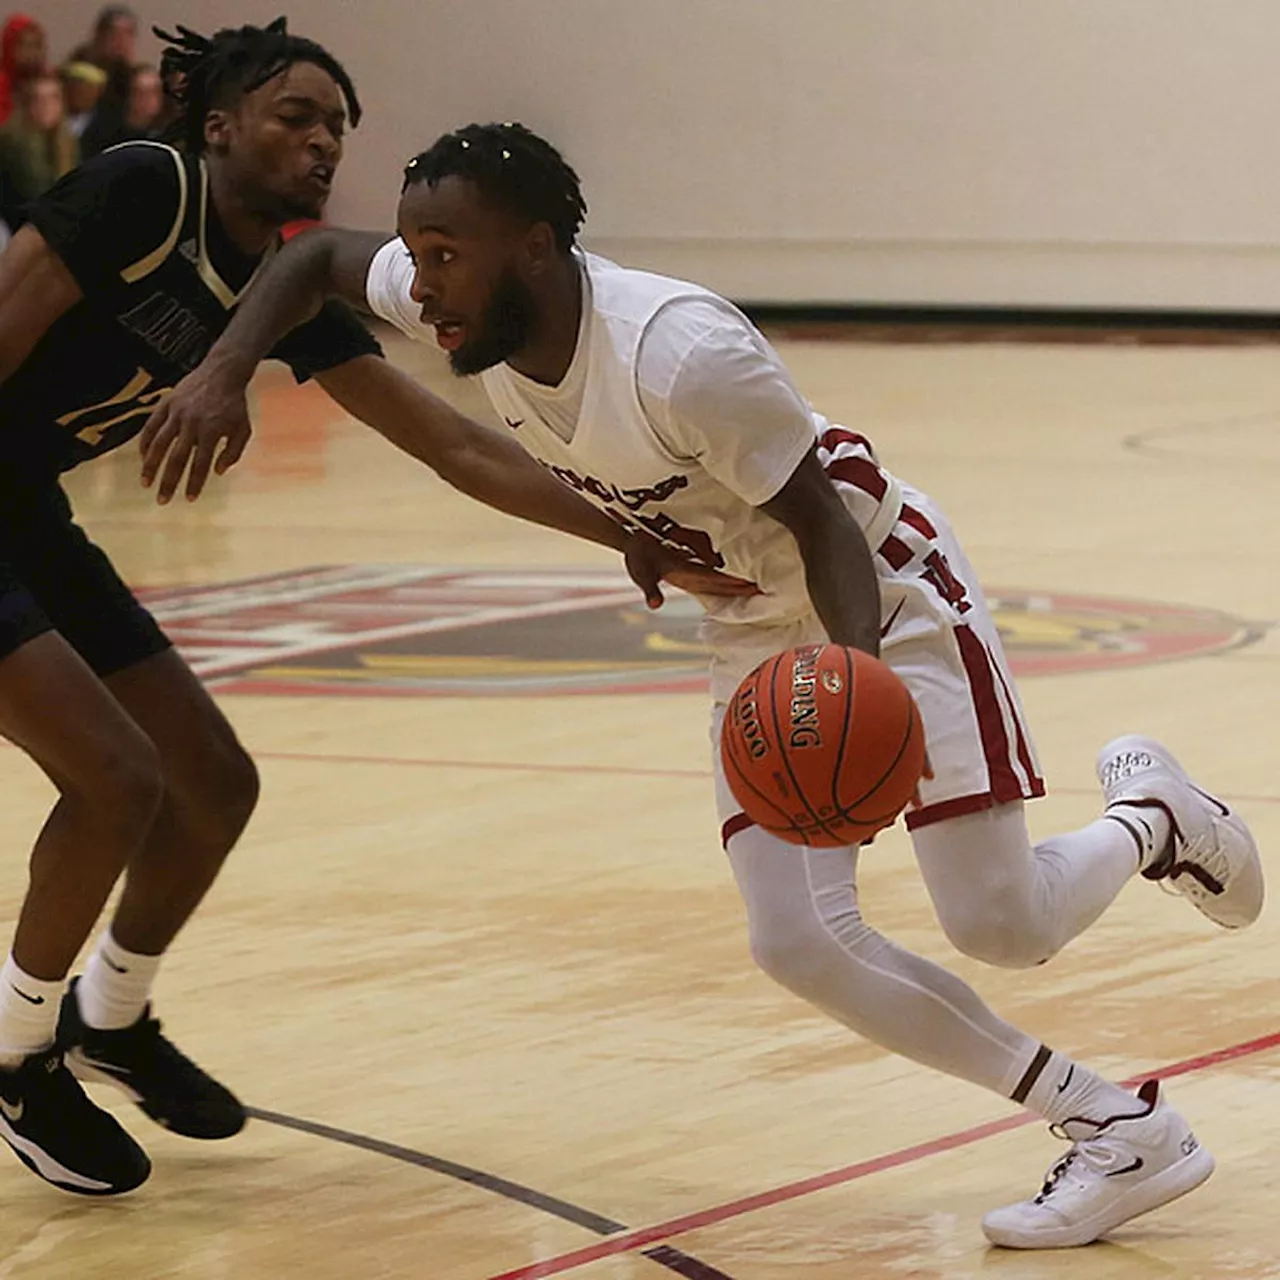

{"left": 449, "top": 267, "right": 536, "bottom": 376}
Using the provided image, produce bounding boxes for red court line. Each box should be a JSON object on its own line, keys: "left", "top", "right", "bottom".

{"left": 252, "top": 748, "right": 1280, "bottom": 808}
{"left": 485, "top": 1029, "right": 1280, "bottom": 1280}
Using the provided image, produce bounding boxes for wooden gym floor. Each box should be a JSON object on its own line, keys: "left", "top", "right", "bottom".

{"left": 0, "top": 323, "right": 1276, "bottom": 1278}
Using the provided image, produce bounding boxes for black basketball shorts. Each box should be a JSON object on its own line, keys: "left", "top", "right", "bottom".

{"left": 0, "top": 483, "right": 171, "bottom": 676}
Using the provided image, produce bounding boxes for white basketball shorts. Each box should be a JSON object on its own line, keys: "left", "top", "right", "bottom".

{"left": 706, "top": 482, "right": 1045, "bottom": 841}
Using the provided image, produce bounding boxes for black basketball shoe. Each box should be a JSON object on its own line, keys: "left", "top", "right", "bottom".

{"left": 0, "top": 1046, "right": 151, "bottom": 1194}
{"left": 58, "top": 979, "right": 246, "bottom": 1140}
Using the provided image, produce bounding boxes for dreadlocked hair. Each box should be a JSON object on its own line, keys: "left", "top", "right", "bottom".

{"left": 156, "top": 16, "right": 361, "bottom": 155}
{"left": 403, "top": 123, "right": 587, "bottom": 251}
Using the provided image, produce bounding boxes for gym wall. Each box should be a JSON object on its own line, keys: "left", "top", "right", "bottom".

{"left": 46, "top": 1, "right": 1280, "bottom": 309}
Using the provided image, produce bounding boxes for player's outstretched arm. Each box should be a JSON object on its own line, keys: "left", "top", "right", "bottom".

{"left": 0, "top": 228, "right": 85, "bottom": 385}
{"left": 138, "top": 229, "right": 393, "bottom": 502}
{"left": 314, "top": 355, "right": 760, "bottom": 607}
{"left": 761, "top": 448, "right": 882, "bottom": 657}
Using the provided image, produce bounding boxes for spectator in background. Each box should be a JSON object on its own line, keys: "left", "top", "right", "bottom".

{"left": 0, "top": 72, "right": 76, "bottom": 228}
{"left": 71, "top": 4, "right": 138, "bottom": 80}
{"left": 0, "top": 14, "right": 48, "bottom": 125}
{"left": 70, "top": 5, "right": 137, "bottom": 138}
{"left": 81, "top": 63, "right": 163, "bottom": 158}
{"left": 60, "top": 61, "right": 108, "bottom": 140}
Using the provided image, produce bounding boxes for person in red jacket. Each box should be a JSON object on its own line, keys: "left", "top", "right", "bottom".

{"left": 0, "top": 14, "right": 48, "bottom": 127}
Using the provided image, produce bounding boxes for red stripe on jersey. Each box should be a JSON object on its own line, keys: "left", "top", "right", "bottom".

{"left": 721, "top": 812, "right": 755, "bottom": 848}
{"left": 825, "top": 456, "right": 888, "bottom": 501}
{"left": 819, "top": 427, "right": 876, "bottom": 457}
{"left": 900, "top": 504, "right": 938, "bottom": 540}
{"left": 878, "top": 534, "right": 913, "bottom": 571}
{"left": 954, "top": 624, "right": 1023, "bottom": 802}
{"left": 990, "top": 649, "right": 1044, "bottom": 793}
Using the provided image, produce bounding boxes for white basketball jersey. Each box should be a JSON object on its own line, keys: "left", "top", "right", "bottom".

{"left": 478, "top": 253, "right": 904, "bottom": 631}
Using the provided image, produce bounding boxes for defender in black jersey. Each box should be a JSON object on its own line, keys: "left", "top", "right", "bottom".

{"left": 0, "top": 21, "right": 707, "bottom": 1198}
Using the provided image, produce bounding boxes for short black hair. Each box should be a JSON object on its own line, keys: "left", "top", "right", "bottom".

{"left": 156, "top": 17, "right": 361, "bottom": 156}
{"left": 403, "top": 122, "right": 586, "bottom": 251}
{"left": 95, "top": 5, "right": 136, "bottom": 36}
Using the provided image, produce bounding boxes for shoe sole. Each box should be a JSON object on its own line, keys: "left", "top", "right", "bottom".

{"left": 0, "top": 1113, "right": 150, "bottom": 1196}
{"left": 982, "top": 1144, "right": 1215, "bottom": 1249}
{"left": 1099, "top": 735, "right": 1264, "bottom": 929}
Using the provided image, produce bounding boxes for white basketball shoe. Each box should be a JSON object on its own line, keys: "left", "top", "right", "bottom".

{"left": 982, "top": 1080, "right": 1214, "bottom": 1249}
{"left": 1097, "top": 735, "right": 1264, "bottom": 929}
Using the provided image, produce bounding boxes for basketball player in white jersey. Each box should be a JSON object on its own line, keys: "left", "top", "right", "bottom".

{"left": 142, "top": 123, "right": 1263, "bottom": 1250}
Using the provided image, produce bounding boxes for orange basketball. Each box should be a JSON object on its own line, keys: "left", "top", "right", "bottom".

{"left": 720, "top": 644, "right": 926, "bottom": 847}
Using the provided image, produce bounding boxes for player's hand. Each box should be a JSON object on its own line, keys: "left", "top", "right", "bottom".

{"left": 139, "top": 358, "right": 254, "bottom": 504}
{"left": 623, "top": 535, "right": 761, "bottom": 610}
{"left": 911, "top": 748, "right": 936, "bottom": 809}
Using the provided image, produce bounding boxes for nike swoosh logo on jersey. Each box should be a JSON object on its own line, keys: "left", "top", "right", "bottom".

{"left": 1105, "top": 1156, "right": 1144, "bottom": 1177}
{"left": 10, "top": 987, "right": 44, "bottom": 1006}
{"left": 0, "top": 1097, "right": 24, "bottom": 1123}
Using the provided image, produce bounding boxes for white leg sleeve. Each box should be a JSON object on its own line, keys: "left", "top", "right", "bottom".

{"left": 910, "top": 802, "right": 1138, "bottom": 970}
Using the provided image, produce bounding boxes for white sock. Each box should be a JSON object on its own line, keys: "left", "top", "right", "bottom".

{"left": 0, "top": 955, "right": 63, "bottom": 1066}
{"left": 1014, "top": 1044, "right": 1143, "bottom": 1132}
{"left": 1104, "top": 803, "right": 1173, "bottom": 872}
{"left": 77, "top": 932, "right": 163, "bottom": 1031}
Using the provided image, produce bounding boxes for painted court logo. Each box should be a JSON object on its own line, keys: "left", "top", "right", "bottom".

{"left": 133, "top": 567, "right": 1268, "bottom": 698}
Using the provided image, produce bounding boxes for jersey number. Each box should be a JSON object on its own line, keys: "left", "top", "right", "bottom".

{"left": 55, "top": 367, "right": 171, "bottom": 446}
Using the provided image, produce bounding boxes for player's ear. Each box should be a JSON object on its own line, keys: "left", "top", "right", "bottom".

{"left": 203, "top": 108, "right": 232, "bottom": 154}
{"left": 523, "top": 221, "right": 556, "bottom": 276}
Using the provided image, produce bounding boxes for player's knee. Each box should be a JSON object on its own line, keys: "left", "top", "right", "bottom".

{"left": 748, "top": 915, "right": 839, "bottom": 996}
{"left": 76, "top": 735, "right": 165, "bottom": 839}
{"left": 936, "top": 900, "right": 1054, "bottom": 970}
{"left": 209, "top": 741, "right": 260, "bottom": 839}
{"left": 180, "top": 737, "right": 260, "bottom": 850}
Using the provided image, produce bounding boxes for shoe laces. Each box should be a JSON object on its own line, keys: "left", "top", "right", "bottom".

{"left": 1034, "top": 1133, "right": 1130, "bottom": 1203}
{"left": 1034, "top": 1148, "right": 1081, "bottom": 1202}
{"left": 1166, "top": 829, "right": 1228, "bottom": 897}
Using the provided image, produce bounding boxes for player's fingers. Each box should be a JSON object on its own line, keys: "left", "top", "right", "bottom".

{"left": 705, "top": 574, "right": 760, "bottom": 596}
{"left": 139, "top": 414, "right": 178, "bottom": 487}
{"left": 621, "top": 536, "right": 668, "bottom": 609}
{"left": 138, "top": 400, "right": 170, "bottom": 458}
{"left": 213, "top": 425, "right": 251, "bottom": 475}
{"left": 155, "top": 432, "right": 195, "bottom": 505}
{"left": 632, "top": 561, "right": 664, "bottom": 610}
{"left": 184, "top": 437, "right": 218, "bottom": 502}
{"left": 665, "top": 566, "right": 760, "bottom": 597}
{"left": 911, "top": 749, "right": 934, "bottom": 808}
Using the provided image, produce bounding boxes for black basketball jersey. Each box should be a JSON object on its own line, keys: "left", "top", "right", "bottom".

{"left": 0, "top": 141, "right": 382, "bottom": 483}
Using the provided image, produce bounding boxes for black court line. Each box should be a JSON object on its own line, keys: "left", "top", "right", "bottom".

{"left": 246, "top": 1106, "right": 738, "bottom": 1280}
